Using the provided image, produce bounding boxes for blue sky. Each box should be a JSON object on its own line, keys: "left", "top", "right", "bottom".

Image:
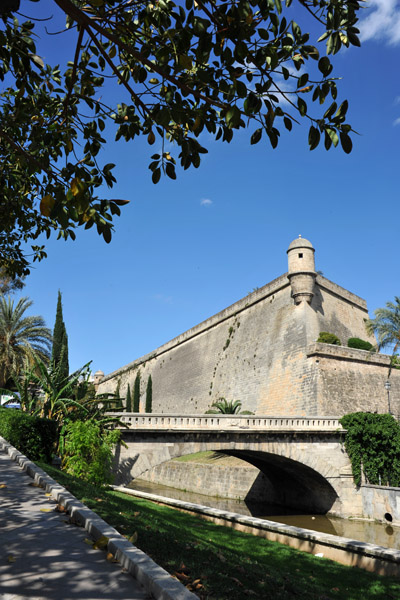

{"left": 10, "top": 0, "right": 400, "bottom": 374}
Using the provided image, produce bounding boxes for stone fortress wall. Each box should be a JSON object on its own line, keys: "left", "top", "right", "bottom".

{"left": 97, "top": 237, "right": 399, "bottom": 417}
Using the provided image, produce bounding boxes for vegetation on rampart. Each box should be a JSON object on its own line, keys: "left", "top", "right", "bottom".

{"left": 347, "top": 338, "right": 374, "bottom": 351}
{"left": 206, "top": 398, "right": 253, "bottom": 414}
{"left": 340, "top": 412, "right": 400, "bottom": 487}
{"left": 317, "top": 332, "right": 341, "bottom": 345}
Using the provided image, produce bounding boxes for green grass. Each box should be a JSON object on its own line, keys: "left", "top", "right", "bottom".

{"left": 38, "top": 462, "right": 400, "bottom": 600}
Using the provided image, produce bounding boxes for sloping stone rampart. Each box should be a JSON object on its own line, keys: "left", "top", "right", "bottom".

{"left": 97, "top": 239, "right": 397, "bottom": 417}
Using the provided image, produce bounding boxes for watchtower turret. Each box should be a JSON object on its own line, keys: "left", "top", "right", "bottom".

{"left": 93, "top": 370, "right": 104, "bottom": 392}
{"left": 287, "top": 236, "right": 316, "bottom": 305}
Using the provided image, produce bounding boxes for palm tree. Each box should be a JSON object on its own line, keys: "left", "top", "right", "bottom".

{"left": 366, "top": 297, "right": 400, "bottom": 380}
{"left": 366, "top": 297, "right": 400, "bottom": 354}
{"left": 206, "top": 398, "right": 253, "bottom": 414}
{"left": 0, "top": 296, "right": 52, "bottom": 387}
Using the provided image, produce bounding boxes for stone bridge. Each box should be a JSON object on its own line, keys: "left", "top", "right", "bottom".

{"left": 112, "top": 414, "right": 361, "bottom": 518}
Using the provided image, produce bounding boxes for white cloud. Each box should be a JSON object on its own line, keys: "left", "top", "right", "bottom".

{"left": 393, "top": 116, "right": 400, "bottom": 126}
{"left": 200, "top": 198, "right": 213, "bottom": 206}
{"left": 153, "top": 293, "right": 173, "bottom": 304}
{"left": 359, "top": 0, "right": 400, "bottom": 45}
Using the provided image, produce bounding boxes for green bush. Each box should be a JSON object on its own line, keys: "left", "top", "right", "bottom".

{"left": 391, "top": 354, "right": 400, "bottom": 370}
{"left": 62, "top": 419, "right": 121, "bottom": 485}
{"left": 316, "top": 332, "right": 341, "bottom": 345}
{"left": 340, "top": 412, "right": 400, "bottom": 487}
{"left": 0, "top": 407, "right": 58, "bottom": 462}
{"left": 347, "top": 337, "right": 374, "bottom": 351}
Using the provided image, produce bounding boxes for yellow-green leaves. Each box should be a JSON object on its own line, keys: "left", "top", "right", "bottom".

{"left": 70, "top": 178, "right": 86, "bottom": 199}
{"left": 93, "top": 535, "right": 109, "bottom": 550}
{"left": 40, "top": 195, "right": 55, "bottom": 217}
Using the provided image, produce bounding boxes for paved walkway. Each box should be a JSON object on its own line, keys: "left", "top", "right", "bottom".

{"left": 0, "top": 448, "right": 150, "bottom": 600}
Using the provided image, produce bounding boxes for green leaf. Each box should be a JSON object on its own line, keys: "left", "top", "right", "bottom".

{"left": 152, "top": 168, "right": 161, "bottom": 184}
{"left": 308, "top": 125, "right": 320, "bottom": 150}
{"left": 250, "top": 128, "right": 262, "bottom": 145}
{"left": 292, "top": 21, "right": 301, "bottom": 39}
{"left": 297, "top": 97, "right": 307, "bottom": 116}
{"left": 283, "top": 116, "right": 292, "bottom": 131}
{"left": 347, "top": 31, "right": 361, "bottom": 47}
{"left": 297, "top": 73, "right": 309, "bottom": 89}
{"left": 165, "top": 162, "right": 176, "bottom": 179}
{"left": 325, "top": 128, "right": 339, "bottom": 147}
{"left": 318, "top": 57, "right": 332, "bottom": 77}
{"left": 323, "top": 102, "right": 337, "bottom": 120}
{"left": 30, "top": 54, "right": 44, "bottom": 69}
{"left": 335, "top": 100, "right": 348, "bottom": 118}
{"left": 340, "top": 131, "right": 353, "bottom": 154}
{"left": 103, "top": 228, "right": 112, "bottom": 243}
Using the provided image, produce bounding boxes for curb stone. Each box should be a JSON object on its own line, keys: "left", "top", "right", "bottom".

{"left": 0, "top": 437, "right": 198, "bottom": 600}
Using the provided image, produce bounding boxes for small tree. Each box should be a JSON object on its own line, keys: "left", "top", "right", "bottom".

{"left": 51, "top": 291, "right": 69, "bottom": 392}
{"left": 62, "top": 420, "right": 121, "bottom": 485}
{"left": 126, "top": 383, "right": 132, "bottom": 412}
{"left": 133, "top": 372, "right": 140, "bottom": 412}
{"left": 145, "top": 375, "right": 153, "bottom": 413}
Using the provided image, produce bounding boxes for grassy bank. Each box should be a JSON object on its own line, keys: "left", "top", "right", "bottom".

{"left": 173, "top": 450, "right": 250, "bottom": 467}
{"left": 39, "top": 462, "right": 400, "bottom": 600}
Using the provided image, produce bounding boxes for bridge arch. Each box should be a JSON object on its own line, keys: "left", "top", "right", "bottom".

{"left": 115, "top": 430, "right": 348, "bottom": 514}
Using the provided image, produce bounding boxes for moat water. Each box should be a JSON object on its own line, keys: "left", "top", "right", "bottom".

{"left": 128, "top": 479, "right": 400, "bottom": 550}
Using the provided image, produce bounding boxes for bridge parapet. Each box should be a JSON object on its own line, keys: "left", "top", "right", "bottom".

{"left": 112, "top": 413, "right": 344, "bottom": 432}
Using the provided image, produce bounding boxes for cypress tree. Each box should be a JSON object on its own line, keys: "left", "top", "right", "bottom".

{"left": 145, "top": 375, "right": 152, "bottom": 413}
{"left": 51, "top": 291, "right": 69, "bottom": 389}
{"left": 133, "top": 372, "right": 140, "bottom": 412}
{"left": 126, "top": 383, "right": 132, "bottom": 412}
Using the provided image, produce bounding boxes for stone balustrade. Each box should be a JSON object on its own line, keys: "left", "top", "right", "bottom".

{"left": 112, "top": 413, "right": 343, "bottom": 432}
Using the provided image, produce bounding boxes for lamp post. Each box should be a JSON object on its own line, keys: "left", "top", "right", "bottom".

{"left": 385, "top": 379, "right": 392, "bottom": 415}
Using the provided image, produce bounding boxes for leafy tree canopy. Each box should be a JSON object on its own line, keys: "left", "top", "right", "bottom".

{"left": 1, "top": 0, "right": 361, "bottom": 277}
{"left": 0, "top": 266, "right": 25, "bottom": 295}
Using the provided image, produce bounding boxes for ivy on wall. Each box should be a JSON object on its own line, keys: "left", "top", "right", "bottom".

{"left": 340, "top": 413, "right": 400, "bottom": 487}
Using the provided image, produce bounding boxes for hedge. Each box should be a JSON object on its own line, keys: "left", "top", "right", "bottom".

{"left": 347, "top": 338, "right": 374, "bottom": 351}
{"left": 0, "top": 408, "right": 58, "bottom": 462}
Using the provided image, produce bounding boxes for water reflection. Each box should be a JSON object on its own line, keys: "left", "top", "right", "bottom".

{"left": 129, "top": 478, "right": 400, "bottom": 549}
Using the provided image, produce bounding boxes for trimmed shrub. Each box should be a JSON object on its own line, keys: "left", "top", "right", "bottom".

{"left": 317, "top": 332, "right": 341, "bottom": 345}
{"left": 347, "top": 337, "right": 374, "bottom": 351}
{"left": 0, "top": 407, "right": 58, "bottom": 462}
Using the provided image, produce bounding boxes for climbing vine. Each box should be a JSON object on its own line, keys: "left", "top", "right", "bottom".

{"left": 340, "top": 413, "right": 400, "bottom": 487}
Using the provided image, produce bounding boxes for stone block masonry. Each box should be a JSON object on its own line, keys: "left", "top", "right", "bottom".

{"left": 98, "top": 237, "right": 399, "bottom": 417}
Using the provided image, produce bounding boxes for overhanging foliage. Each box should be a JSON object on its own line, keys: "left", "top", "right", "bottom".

{"left": 1, "top": 0, "right": 361, "bottom": 276}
